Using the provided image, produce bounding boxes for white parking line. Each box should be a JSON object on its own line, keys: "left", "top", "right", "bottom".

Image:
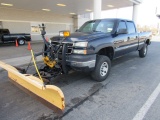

{"left": 132, "top": 83, "right": 160, "bottom": 120}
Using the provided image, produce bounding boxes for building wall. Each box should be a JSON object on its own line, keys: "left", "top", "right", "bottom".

{"left": 73, "top": 14, "right": 91, "bottom": 31}
{"left": 2, "top": 22, "right": 31, "bottom": 33}
{"left": 0, "top": 7, "right": 74, "bottom": 41}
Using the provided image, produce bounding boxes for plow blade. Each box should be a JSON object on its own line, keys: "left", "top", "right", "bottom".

{"left": 0, "top": 61, "right": 65, "bottom": 114}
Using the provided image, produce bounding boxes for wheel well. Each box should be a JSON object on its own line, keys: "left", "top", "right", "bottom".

{"left": 146, "top": 39, "right": 150, "bottom": 45}
{"left": 18, "top": 37, "right": 25, "bottom": 41}
{"left": 97, "top": 47, "right": 114, "bottom": 60}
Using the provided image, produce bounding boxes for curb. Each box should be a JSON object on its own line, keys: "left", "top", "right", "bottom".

{"left": 30, "top": 41, "right": 43, "bottom": 44}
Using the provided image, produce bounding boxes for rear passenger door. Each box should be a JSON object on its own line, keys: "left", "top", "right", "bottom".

{"left": 114, "top": 20, "right": 129, "bottom": 58}
{"left": 126, "top": 21, "right": 139, "bottom": 52}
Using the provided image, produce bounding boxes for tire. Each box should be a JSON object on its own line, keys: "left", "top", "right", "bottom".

{"left": 91, "top": 55, "right": 111, "bottom": 82}
{"left": 18, "top": 39, "right": 25, "bottom": 45}
{"left": 139, "top": 44, "right": 148, "bottom": 58}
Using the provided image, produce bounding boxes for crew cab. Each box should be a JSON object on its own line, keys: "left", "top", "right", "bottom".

{"left": 0, "top": 29, "right": 31, "bottom": 45}
{"left": 51, "top": 18, "right": 152, "bottom": 81}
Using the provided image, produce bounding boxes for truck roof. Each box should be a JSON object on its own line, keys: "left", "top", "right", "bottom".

{"left": 0, "top": 28, "right": 9, "bottom": 31}
{"left": 88, "top": 18, "right": 133, "bottom": 22}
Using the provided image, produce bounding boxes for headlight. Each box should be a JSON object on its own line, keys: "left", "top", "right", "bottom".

{"left": 73, "top": 50, "right": 87, "bottom": 54}
{"left": 73, "top": 42, "right": 88, "bottom": 47}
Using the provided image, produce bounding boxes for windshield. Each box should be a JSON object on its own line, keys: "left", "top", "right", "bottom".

{"left": 79, "top": 20, "right": 115, "bottom": 33}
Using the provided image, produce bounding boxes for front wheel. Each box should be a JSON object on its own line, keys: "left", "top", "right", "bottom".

{"left": 139, "top": 44, "right": 148, "bottom": 58}
{"left": 91, "top": 55, "right": 111, "bottom": 82}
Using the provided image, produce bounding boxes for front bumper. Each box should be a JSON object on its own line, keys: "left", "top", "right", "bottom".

{"left": 66, "top": 54, "right": 96, "bottom": 72}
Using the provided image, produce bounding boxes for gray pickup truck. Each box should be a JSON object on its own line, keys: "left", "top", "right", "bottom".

{"left": 49, "top": 18, "right": 152, "bottom": 81}
{"left": 0, "top": 29, "right": 31, "bottom": 45}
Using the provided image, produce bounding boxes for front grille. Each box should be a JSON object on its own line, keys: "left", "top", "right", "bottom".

{"left": 51, "top": 42, "right": 73, "bottom": 54}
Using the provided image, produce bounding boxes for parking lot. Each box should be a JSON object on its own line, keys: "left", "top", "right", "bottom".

{"left": 0, "top": 42, "right": 43, "bottom": 60}
{"left": 0, "top": 36, "right": 160, "bottom": 120}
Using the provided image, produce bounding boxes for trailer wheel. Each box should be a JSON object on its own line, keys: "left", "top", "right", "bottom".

{"left": 139, "top": 44, "right": 148, "bottom": 58}
{"left": 91, "top": 55, "right": 111, "bottom": 82}
{"left": 18, "top": 39, "right": 25, "bottom": 45}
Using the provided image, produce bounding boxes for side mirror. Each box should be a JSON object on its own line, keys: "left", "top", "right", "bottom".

{"left": 75, "top": 29, "right": 79, "bottom": 32}
{"left": 117, "top": 29, "right": 128, "bottom": 34}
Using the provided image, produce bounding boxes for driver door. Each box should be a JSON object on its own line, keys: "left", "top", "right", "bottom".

{"left": 114, "top": 20, "right": 129, "bottom": 58}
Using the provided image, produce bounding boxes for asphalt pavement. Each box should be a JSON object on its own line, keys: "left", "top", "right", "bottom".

{"left": 0, "top": 42, "right": 43, "bottom": 60}
{"left": 0, "top": 37, "right": 160, "bottom": 120}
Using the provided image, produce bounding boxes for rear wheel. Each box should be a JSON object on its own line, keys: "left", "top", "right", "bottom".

{"left": 139, "top": 44, "right": 148, "bottom": 58}
{"left": 91, "top": 55, "right": 111, "bottom": 82}
{"left": 18, "top": 39, "right": 25, "bottom": 45}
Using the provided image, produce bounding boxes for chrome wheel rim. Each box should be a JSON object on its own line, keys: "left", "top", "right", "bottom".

{"left": 100, "top": 62, "right": 108, "bottom": 77}
{"left": 19, "top": 40, "right": 24, "bottom": 45}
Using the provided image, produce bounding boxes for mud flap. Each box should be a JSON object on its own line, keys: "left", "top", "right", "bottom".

{"left": 0, "top": 61, "right": 65, "bottom": 115}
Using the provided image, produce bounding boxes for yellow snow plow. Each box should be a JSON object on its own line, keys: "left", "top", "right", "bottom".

{"left": 0, "top": 61, "right": 65, "bottom": 114}
{"left": 0, "top": 24, "right": 69, "bottom": 115}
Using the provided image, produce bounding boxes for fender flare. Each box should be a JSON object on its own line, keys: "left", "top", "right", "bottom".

{"left": 94, "top": 43, "right": 115, "bottom": 55}
{"left": 17, "top": 36, "right": 26, "bottom": 41}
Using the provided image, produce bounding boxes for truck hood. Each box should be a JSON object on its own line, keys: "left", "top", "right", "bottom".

{"left": 50, "top": 32, "right": 110, "bottom": 43}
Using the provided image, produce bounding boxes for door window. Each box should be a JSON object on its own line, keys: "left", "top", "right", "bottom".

{"left": 117, "top": 21, "right": 127, "bottom": 32}
{"left": 126, "top": 21, "right": 136, "bottom": 34}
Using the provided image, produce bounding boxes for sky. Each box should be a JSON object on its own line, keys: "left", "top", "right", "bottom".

{"left": 101, "top": 0, "right": 160, "bottom": 27}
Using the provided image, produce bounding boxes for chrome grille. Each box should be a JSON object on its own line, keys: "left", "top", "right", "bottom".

{"left": 51, "top": 42, "right": 73, "bottom": 54}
